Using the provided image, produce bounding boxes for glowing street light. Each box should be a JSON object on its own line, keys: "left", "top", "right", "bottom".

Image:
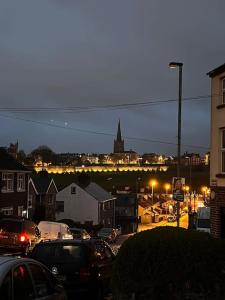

{"left": 150, "top": 179, "right": 157, "bottom": 205}
{"left": 164, "top": 183, "right": 171, "bottom": 195}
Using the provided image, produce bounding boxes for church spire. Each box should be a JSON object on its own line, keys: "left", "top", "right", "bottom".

{"left": 114, "top": 120, "right": 124, "bottom": 153}
{"left": 117, "top": 120, "right": 122, "bottom": 142}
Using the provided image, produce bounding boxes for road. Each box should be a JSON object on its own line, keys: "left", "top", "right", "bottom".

{"left": 138, "top": 214, "right": 188, "bottom": 232}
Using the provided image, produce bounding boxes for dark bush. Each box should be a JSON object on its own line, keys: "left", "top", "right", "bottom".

{"left": 112, "top": 227, "right": 225, "bottom": 300}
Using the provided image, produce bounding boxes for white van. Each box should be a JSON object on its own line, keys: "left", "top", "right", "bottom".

{"left": 38, "top": 221, "right": 73, "bottom": 241}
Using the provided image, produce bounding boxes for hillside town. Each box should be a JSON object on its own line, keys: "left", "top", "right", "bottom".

{"left": 0, "top": 1, "right": 225, "bottom": 300}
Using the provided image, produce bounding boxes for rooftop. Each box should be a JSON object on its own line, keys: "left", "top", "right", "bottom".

{"left": 207, "top": 63, "right": 225, "bottom": 77}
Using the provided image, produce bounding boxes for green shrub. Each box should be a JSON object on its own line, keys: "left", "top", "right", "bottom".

{"left": 112, "top": 227, "right": 225, "bottom": 300}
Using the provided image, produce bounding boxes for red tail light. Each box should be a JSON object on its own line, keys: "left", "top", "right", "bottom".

{"left": 19, "top": 233, "right": 28, "bottom": 242}
{"left": 80, "top": 267, "right": 91, "bottom": 281}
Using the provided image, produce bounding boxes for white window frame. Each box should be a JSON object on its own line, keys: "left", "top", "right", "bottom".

{"left": 2, "top": 173, "right": 14, "bottom": 192}
{"left": 18, "top": 206, "right": 23, "bottom": 216}
{"left": 222, "top": 129, "right": 225, "bottom": 173}
{"left": 1, "top": 207, "right": 13, "bottom": 215}
{"left": 17, "top": 173, "right": 25, "bottom": 192}
{"left": 222, "top": 78, "right": 225, "bottom": 104}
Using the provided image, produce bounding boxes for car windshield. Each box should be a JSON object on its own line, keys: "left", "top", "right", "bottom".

{"left": 70, "top": 229, "right": 81, "bottom": 234}
{"left": 32, "top": 244, "right": 83, "bottom": 263}
{"left": 0, "top": 220, "right": 22, "bottom": 233}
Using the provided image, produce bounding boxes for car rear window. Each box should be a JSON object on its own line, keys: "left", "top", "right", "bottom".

{"left": 0, "top": 220, "right": 22, "bottom": 233}
{"left": 32, "top": 244, "right": 84, "bottom": 263}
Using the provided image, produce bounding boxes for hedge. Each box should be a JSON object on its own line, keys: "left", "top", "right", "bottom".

{"left": 112, "top": 227, "right": 225, "bottom": 300}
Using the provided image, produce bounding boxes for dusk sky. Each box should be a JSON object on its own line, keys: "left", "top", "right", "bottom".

{"left": 0, "top": 0, "right": 224, "bottom": 155}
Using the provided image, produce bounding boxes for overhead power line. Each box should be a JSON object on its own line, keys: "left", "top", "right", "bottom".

{"left": 0, "top": 94, "right": 211, "bottom": 113}
{"left": 0, "top": 113, "right": 210, "bottom": 151}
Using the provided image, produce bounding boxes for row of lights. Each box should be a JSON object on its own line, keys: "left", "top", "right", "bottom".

{"left": 148, "top": 179, "right": 210, "bottom": 195}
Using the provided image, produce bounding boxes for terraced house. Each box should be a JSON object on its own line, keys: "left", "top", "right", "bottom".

{"left": 208, "top": 63, "right": 225, "bottom": 238}
{"left": 0, "top": 147, "right": 30, "bottom": 216}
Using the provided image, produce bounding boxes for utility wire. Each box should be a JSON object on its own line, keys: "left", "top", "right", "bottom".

{"left": 0, "top": 113, "right": 209, "bottom": 150}
{"left": 0, "top": 94, "right": 211, "bottom": 113}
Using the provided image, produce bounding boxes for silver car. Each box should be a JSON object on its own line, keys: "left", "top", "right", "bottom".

{"left": 0, "top": 256, "right": 67, "bottom": 299}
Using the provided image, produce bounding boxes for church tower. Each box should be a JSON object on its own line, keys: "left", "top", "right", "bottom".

{"left": 113, "top": 120, "right": 124, "bottom": 153}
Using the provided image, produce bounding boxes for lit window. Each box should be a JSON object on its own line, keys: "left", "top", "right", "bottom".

{"left": 2, "top": 173, "right": 14, "bottom": 192}
{"left": 17, "top": 174, "right": 25, "bottom": 191}
{"left": 223, "top": 78, "right": 225, "bottom": 104}
{"left": 222, "top": 129, "right": 225, "bottom": 173}
{"left": 18, "top": 206, "right": 23, "bottom": 216}
{"left": 1, "top": 207, "right": 13, "bottom": 215}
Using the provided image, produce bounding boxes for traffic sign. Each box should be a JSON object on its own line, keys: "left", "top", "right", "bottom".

{"left": 172, "top": 177, "right": 185, "bottom": 202}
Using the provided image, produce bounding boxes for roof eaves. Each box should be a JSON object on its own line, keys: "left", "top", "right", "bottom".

{"left": 207, "top": 63, "right": 225, "bottom": 77}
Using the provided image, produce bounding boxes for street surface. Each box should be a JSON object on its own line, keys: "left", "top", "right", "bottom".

{"left": 138, "top": 214, "right": 188, "bottom": 232}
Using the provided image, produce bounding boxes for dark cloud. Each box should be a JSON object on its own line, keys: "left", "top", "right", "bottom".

{"left": 0, "top": 0, "right": 224, "bottom": 154}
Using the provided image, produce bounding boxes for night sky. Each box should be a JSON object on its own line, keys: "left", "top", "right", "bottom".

{"left": 0, "top": 0, "right": 224, "bottom": 155}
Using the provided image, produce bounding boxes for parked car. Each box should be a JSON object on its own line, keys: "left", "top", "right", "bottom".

{"left": 38, "top": 221, "right": 73, "bottom": 241}
{"left": 70, "top": 228, "right": 91, "bottom": 240}
{"left": 30, "top": 239, "right": 115, "bottom": 299}
{"left": 167, "top": 215, "right": 176, "bottom": 222}
{"left": 0, "top": 256, "right": 67, "bottom": 299}
{"left": 97, "top": 228, "right": 117, "bottom": 243}
{"left": 0, "top": 216, "right": 41, "bottom": 256}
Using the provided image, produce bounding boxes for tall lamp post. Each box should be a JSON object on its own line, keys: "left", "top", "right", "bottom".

{"left": 169, "top": 61, "right": 183, "bottom": 227}
{"left": 150, "top": 179, "right": 157, "bottom": 206}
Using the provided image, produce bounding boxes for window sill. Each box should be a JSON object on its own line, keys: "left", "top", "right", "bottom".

{"left": 217, "top": 104, "right": 225, "bottom": 109}
{"left": 1, "top": 190, "right": 14, "bottom": 193}
{"left": 216, "top": 173, "right": 225, "bottom": 178}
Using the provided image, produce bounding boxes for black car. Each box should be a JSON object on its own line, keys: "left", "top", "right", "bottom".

{"left": 30, "top": 239, "right": 115, "bottom": 299}
{"left": 70, "top": 227, "right": 91, "bottom": 240}
{"left": 0, "top": 256, "right": 67, "bottom": 300}
{"left": 97, "top": 228, "right": 117, "bottom": 243}
{"left": 0, "top": 216, "right": 41, "bottom": 256}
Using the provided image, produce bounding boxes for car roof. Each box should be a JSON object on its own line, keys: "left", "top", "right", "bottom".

{"left": 0, "top": 256, "right": 17, "bottom": 265}
{"left": 37, "top": 238, "right": 103, "bottom": 246}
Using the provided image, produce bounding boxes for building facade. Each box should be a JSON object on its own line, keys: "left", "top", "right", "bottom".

{"left": 56, "top": 182, "right": 115, "bottom": 226}
{"left": 28, "top": 175, "right": 58, "bottom": 222}
{"left": 208, "top": 63, "right": 225, "bottom": 238}
{"left": 0, "top": 147, "right": 30, "bottom": 216}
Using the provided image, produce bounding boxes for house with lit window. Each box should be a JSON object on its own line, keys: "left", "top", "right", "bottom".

{"left": 56, "top": 182, "right": 116, "bottom": 226}
{"left": 207, "top": 63, "right": 225, "bottom": 238}
{"left": 28, "top": 173, "right": 58, "bottom": 222}
{"left": 0, "top": 147, "right": 30, "bottom": 216}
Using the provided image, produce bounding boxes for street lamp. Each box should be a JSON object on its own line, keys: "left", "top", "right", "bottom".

{"left": 169, "top": 61, "right": 183, "bottom": 227}
{"left": 164, "top": 183, "right": 171, "bottom": 195}
{"left": 150, "top": 179, "right": 157, "bottom": 205}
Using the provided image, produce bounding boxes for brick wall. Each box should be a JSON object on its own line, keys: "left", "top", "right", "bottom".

{"left": 210, "top": 186, "right": 225, "bottom": 238}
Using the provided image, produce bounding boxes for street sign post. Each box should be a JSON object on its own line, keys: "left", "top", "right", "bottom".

{"left": 172, "top": 177, "right": 185, "bottom": 202}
